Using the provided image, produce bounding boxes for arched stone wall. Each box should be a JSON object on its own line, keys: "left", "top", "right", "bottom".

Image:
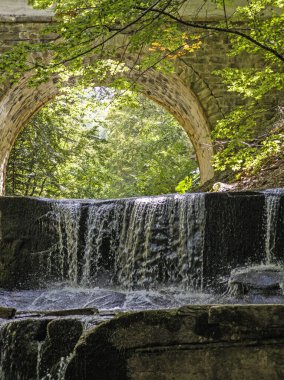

{"left": 0, "top": 75, "right": 58, "bottom": 194}
{"left": 0, "top": 1, "right": 266, "bottom": 195}
{"left": 0, "top": 67, "right": 214, "bottom": 194}
{"left": 134, "top": 69, "right": 213, "bottom": 182}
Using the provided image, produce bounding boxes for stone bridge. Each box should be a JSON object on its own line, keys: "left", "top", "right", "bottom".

{"left": 0, "top": 0, "right": 262, "bottom": 194}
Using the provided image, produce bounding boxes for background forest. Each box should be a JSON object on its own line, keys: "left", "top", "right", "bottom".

{"left": 6, "top": 88, "right": 197, "bottom": 198}
{"left": 2, "top": 0, "right": 284, "bottom": 197}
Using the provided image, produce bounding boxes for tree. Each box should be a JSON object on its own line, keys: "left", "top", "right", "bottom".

{"left": 210, "top": 0, "right": 284, "bottom": 177}
{"left": 6, "top": 88, "right": 109, "bottom": 197}
{"left": 4, "top": 0, "right": 280, "bottom": 87}
{"left": 97, "top": 93, "right": 197, "bottom": 197}
{"left": 6, "top": 88, "right": 196, "bottom": 198}
{"left": 20, "top": 0, "right": 283, "bottom": 79}
{"left": 2, "top": 0, "right": 284, "bottom": 184}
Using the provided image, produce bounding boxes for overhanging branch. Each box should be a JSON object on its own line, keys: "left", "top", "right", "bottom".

{"left": 134, "top": 6, "right": 284, "bottom": 63}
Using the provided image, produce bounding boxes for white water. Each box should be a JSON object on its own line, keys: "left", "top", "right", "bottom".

{"left": 1, "top": 191, "right": 284, "bottom": 380}
{"left": 82, "top": 201, "right": 122, "bottom": 286}
{"left": 55, "top": 194, "right": 206, "bottom": 290}
{"left": 113, "top": 194, "right": 206, "bottom": 289}
{"left": 263, "top": 189, "right": 283, "bottom": 263}
{"left": 52, "top": 203, "right": 81, "bottom": 284}
{"left": 0, "top": 286, "right": 216, "bottom": 313}
{"left": 36, "top": 342, "right": 44, "bottom": 380}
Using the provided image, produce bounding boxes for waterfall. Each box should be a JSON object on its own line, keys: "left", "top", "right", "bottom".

{"left": 56, "top": 353, "right": 74, "bottom": 380}
{"left": 81, "top": 201, "right": 122, "bottom": 286}
{"left": 51, "top": 202, "right": 81, "bottom": 284}
{"left": 38, "top": 353, "right": 73, "bottom": 380}
{"left": 263, "top": 189, "right": 283, "bottom": 263}
{"left": 175, "top": 194, "right": 205, "bottom": 290}
{"left": 0, "top": 324, "right": 6, "bottom": 380}
{"left": 36, "top": 342, "right": 44, "bottom": 380}
{"left": 45, "top": 194, "right": 206, "bottom": 290}
{"left": 0, "top": 322, "right": 20, "bottom": 380}
{"left": 114, "top": 194, "right": 205, "bottom": 290}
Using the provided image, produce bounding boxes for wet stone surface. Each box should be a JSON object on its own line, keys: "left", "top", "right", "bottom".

{"left": 1, "top": 191, "right": 283, "bottom": 291}
{"left": 0, "top": 191, "right": 283, "bottom": 379}
{"left": 229, "top": 265, "right": 284, "bottom": 297}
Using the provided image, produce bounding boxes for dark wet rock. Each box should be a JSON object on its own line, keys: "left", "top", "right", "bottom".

{"left": 16, "top": 307, "right": 98, "bottom": 317}
{"left": 202, "top": 192, "right": 266, "bottom": 291}
{"left": 0, "top": 197, "right": 57, "bottom": 288}
{"left": 38, "top": 319, "right": 83, "bottom": 379}
{"left": 229, "top": 266, "right": 284, "bottom": 297}
{"left": 0, "top": 318, "right": 83, "bottom": 380}
{"left": 1, "top": 305, "right": 284, "bottom": 379}
{"left": 42, "top": 307, "right": 97, "bottom": 317}
{"left": 65, "top": 304, "right": 284, "bottom": 380}
{"left": 0, "top": 192, "right": 284, "bottom": 291}
{"left": 0, "top": 319, "right": 49, "bottom": 380}
{"left": 0, "top": 307, "right": 16, "bottom": 319}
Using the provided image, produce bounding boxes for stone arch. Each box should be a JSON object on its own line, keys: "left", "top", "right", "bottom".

{"left": 0, "top": 0, "right": 274, "bottom": 195}
{"left": 0, "top": 66, "right": 214, "bottom": 195}
{"left": 133, "top": 69, "right": 214, "bottom": 183}
{"left": 0, "top": 75, "right": 58, "bottom": 194}
{"left": 1, "top": 1, "right": 251, "bottom": 195}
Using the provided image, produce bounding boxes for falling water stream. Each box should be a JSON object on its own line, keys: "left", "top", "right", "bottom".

{"left": 0, "top": 191, "right": 283, "bottom": 312}
{"left": 37, "top": 194, "right": 207, "bottom": 291}
{"left": 0, "top": 191, "right": 283, "bottom": 379}
{"left": 263, "top": 189, "right": 282, "bottom": 263}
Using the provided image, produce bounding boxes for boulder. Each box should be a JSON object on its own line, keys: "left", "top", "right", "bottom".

{"left": 228, "top": 265, "right": 284, "bottom": 297}
{"left": 0, "top": 306, "right": 16, "bottom": 319}
{"left": 65, "top": 304, "right": 284, "bottom": 380}
{"left": 0, "top": 318, "right": 83, "bottom": 380}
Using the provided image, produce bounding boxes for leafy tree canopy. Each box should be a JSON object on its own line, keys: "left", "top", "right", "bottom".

{"left": 6, "top": 87, "right": 197, "bottom": 198}
{"left": 2, "top": 0, "right": 284, "bottom": 186}
{"left": 0, "top": 0, "right": 281, "bottom": 86}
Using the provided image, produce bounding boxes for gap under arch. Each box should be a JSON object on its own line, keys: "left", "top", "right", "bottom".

{"left": 0, "top": 70, "right": 214, "bottom": 195}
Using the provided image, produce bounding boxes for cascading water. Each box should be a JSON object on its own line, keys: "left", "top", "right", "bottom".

{"left": 81, "top": 201, "right": 123, "bottom": 287}
{"left": 36, "top": 341, "right": 44, "bottom": 380}
{"left": 263, "top": 189, "right": 283, "bottom": 263}
{"left": 0, "top": 191, "right": 283, "bottom": 380}
{"left": 55, "top": 194, "right": 206, "bottom": 290}
{"left": 114, "top": 194, "right": 205, "bottom": 290}
{"left": 46, "top": 202, "right": 81, "bottom": 284}
{"left": 38, "top": 191, "right": 284, "bottom": 290}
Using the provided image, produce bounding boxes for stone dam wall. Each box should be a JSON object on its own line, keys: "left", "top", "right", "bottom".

{"left": 0, "top": 191, "right": 283, "bottom": 291}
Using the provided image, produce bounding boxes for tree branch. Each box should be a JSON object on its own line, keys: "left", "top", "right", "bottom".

{"left": 49, "top": 0, "right": 167, "bottom": 68}
{"left": 134, "top": 6, "right": 284, "bottom": 63}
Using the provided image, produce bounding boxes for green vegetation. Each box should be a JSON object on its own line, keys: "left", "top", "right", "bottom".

{"left": 2, "top": 0, "right": 284, "bottom": 193}
{"left": 6, "top": 89, "right": 196, "bottom": 198}
{"left": 211, "top": 0, "right": 284, "bottom": 177}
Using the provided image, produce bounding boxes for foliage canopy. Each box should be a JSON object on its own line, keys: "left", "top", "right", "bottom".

{"left": 6, "top": 89, "right": 196, "bottom": 198}
{"left": 2, "top": 0, "right": 284, "bottom": 191}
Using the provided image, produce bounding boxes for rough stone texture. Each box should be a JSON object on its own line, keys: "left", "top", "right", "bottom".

{"left": 65, "top": 304, "right": 284, "bottom": 380}
{"left": 0, "top": 192, "right": 283, "bottom": 290}
{"left": 0, "top": 318, "right": 83, "bottom": 380}
{"left": 1, "top": 305, "right": 283, "bottom": 379}
{"left": 0, "top": 197, "right": 57, "bottom": 288}
{"left": 38, "top": 319, "right": 83, "bottom": 379}
{"left": 0, "top": 1, "right": 278, "bottom": 192}
{"left": 0, "top": 307, "right": 16, "bottom": 319}
{"left": 229, "top": 266, "right": 284, "bottom": 297}
{"left": 0, "top": 319, "right": 49, "bottom": 379}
